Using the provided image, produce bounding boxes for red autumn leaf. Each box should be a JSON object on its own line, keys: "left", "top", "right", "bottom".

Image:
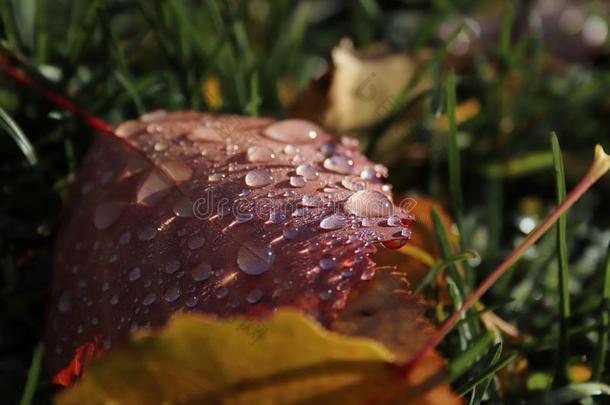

{"left": 45, "top": 111, "right": 414, "bottom": 384}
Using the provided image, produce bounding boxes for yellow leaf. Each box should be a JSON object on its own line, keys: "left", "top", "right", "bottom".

{"left": 57, "top": 310, "right": 459, "bottom": 405}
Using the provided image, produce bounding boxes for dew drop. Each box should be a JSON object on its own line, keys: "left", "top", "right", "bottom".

{"left": 247, "top": 145, "right": 275, "bottom": 162}
{"left": 301, "top": 195, "right": 323, "bottom": 207}
{"left": 263, "top": 119, "right": 321, "bottom": 144}
{"left": 190, "top": 126, "right": 224, "bottom": 143}
{"left": 237, "top": 243, "right": 274, "bottom": 275}
{"left": 401, "top": 228, "right": 413, "bottom": 238}
{"left": 284, "top": 144, "right": 298, "bottom": 155}
{"left": 387, "top": 215, "right": 401, "bottom": 226}
{"left": 161, "top": 161, "right": 193, "bottom": 182}
{"left": 216, "top": 287, "right": 228, "bottom": 299}
{"left": 318, "top": 290, "right": 332, "bottom": 301}
{"left": 192, "top": 263, "right": 212, "bottom": 281}
{"left": 137, "top": 225, "right": 158, "bottom": 241}
{"left": 186, "top": 296, "right": 199, "bottom": 308}
{"left": 118, "top": 231, "right": 131, "bottom": 245}
{"left": 269, "top": 211, "right": 286, "bottom": 224}
{"left": 235, "top": 212, "right": 254, "bottom": 223}
{"left": 319, "top": 256, "right": 337, "bottom": 270}
{"left": 165, "top": 260, "right": 181, "bottom": 274}
{"left": 115, "top": 120, "right": 142, "bottom": 138}
{"left": 323, "top": 155, "right": 354, "bottom": 174}
{"left": 341, "top": 177, "right": 366, "bottom": 191}
{"left": 154, "top": 142, "right": 168, "bottom": 152}
{"left": 142, "top": 292, "right": 157, "bottom": 306}
{"left": 293, "top": 207, "right": 308, "bottom": 217}
{"left": 208, "top": 173, "right": 225, "bottom": 182}
{"left": 246, "top": 288, "right": 263, "bottom": 304}
{"left": 137, "top": 171, "right": 171, "bottom": 206}
{"left": 295, "top": 164, "right": 319, "bottom": 180}
{"left": 320, "top": 214, "right": 347, "bottom": 230}
{"left": 94, "top": 202, "right": 126, "bottom": 230}
{"left": 290, "top": 175, "right": 306, "bottom": 188}
{"left": 187, "top": 235, "right": 205, "bottom": 250}
{"left": 245, "top": 169, "right": 273, "bottom": 188}
{"left": 345, "top": 190, "right": 393, "bottom": 217}
{"left": 129, "top": 267, "right": 142, "bottom": 281}
{"left": 110, "top": 295, "right": 119, "bottom": 305}
{"left": 163, "top": 286, "right": 181, "bottom": 302}
{"left": 282, "top": 226, "right": 300, "bottom": 239}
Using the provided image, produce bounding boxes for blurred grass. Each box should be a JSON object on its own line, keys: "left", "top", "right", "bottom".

{"left": 1, "top": 0, "right": 610, "bottom": 403}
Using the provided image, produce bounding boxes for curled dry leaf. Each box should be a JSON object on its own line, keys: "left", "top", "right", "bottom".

{"left": 46, "top": 111, "right": 417, "bottom": 384}
{"left": 57, "top": 310, "right": 459, "bottom": 405}
{"left": 290, "top": 38, "right": 430, "bottom": 132}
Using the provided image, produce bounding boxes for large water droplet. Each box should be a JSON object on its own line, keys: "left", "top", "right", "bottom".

{"left": 290, "top": 175, "right": 306, "bottom": 188}
{"left": 345, "top": 190, "right": 393, "bottom": 217}
{"left": 161, "top": 161, "right": 193, "bottom": 182}
{"left": 237, "top": 243, "right": 274, "bottom": 275}
{"left": 165, "top": 260, "right": 181, "bottom": 274}
{"left": 283, "top": 226, "right": 300, "bottom": 239}
{"left": 295, "top": 164, "right": 319, "bottom": 180}
{"left": 263, "top": 119, "right": 321, "bottom": 144}
{"left": 323, "top": 155, "right": 354, "bottom": 174}
{"left": 387, "top": 215, "right": 401, "bottom": 226}
{"left": 320, "top": 214, "right": 347, "bottom": 230}
{"left": 245, "top": 169, "right": 273, "bottom": 188}
{"left": 137, "top": 171, "right": 171, "bottom": 206}
{"left": 341, "top": 177, "right": 366, "bottom": 191}
{"left": 115, "top": 120, "right": 142, "bottom": 138}
{"left": 137, "top": 225, "right": 158, "bottom": 241}
{"left": 190, "top": 126, "right": 224, "bottom": 143}
{"left": 247, "top": 145, "right": 275, "bottom": 162}
{"left": 94, "top": 202, "right": 126, "bottom": 230}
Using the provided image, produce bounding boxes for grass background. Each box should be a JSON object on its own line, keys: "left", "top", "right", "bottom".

{"left": 1, "top": 0, "right": 610, "bottom": 403}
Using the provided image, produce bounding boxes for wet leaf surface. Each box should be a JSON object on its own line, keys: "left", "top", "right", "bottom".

{"left": 46, "top": 111, "right": 415, "bottom": 383}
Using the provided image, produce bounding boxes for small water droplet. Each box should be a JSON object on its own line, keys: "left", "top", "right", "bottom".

{"left": 154, "top": 142, "right": 168, "bottom": 152}
{"left": 246, "top": 288, "right": 263, "bottom": 304}
{"left": 216, "top": 287, "right": 228, "bottom": 299}
{"left": 401, "top": 228, "right": 413, "bottom": 238}
{"left": 137, "top": 171, "right": 171, "bottom": 206}
{"left": 138, "top": 225, "right": 157, "bottom": 241}
{"left": 110, "top": 295, "right": 119, "bottom": 305}
{"left": 269, "top": 211, "right": 286, "bottom": 224}
{"left": 283, "top": 226, "right": 300, "bottom": 239}
{"left": 323, "top": 155, "right": 354, "bottom": 174}
{"left": 165, "top": 260, "right": 181, "bottom": 274}
{"left": 129, "top": 267, "right": 142, "bottom": 281}
{"left": 293, "top": 207, "right": 308, "bottom": 217}
{"left": 302, "top": 195, "right": 323, "bottom": 207}
{"left": 186, "top": 296, "right": 199, "bottom": 308}
{"left": 142, "top": 292, "right": 157, "bottom": 306}
{"left": 320, "top": 214, "right": 347, "bottom": 230}
{"left": 290, "top": 175, "right": 306, "bottom": 188}
{"left": 208, "top": 173, "right": 225, "bottom": 182}
{"left": 115, "top": 120, "right": 142, "bottom": 138}
{"left": 245, "top": 169, "right": 273, "bottom": 188}
{"left": 360, "top": 166, "right": 376, "bottom": 181}
{"left": 187, "top": 235, "right": 205, "bottom": 250}
{"left": 284, "top": 144, "right": 298, "bottom": 155}
{"left": 319, "top": 256, "right": 337, "bottom": 270}
{"left": 319, "top": 290, "right": 332, "bottom": 301}
{"left": 192, "top": 263, "right": 212, "bottom": 281}
{"left": 190, "top": 126, "right": 224, "bottom": 143}
{"left": 119, "top": 231, "right": 132, "bottom": 245}
{"left": 163, "top": 286, "right": 181, "bottom": 302}
{"left": 387, "top": 215, "right": 401, "bottom": 226}
{"left": 341, "top": 177, "right": 366, "bottom": 191}
{"left": 237, "top": 243, "right": 274, "bottom": 275}
{"left": 247, "top": 145, "right": 275, "bottom": 162}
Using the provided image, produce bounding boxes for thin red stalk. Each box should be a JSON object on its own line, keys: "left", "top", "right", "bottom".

{"left": 0, "top": 55, "right": 114, "bottom": 134}
{"left": 402, "top": 161, "right": 606, "bottom": 374}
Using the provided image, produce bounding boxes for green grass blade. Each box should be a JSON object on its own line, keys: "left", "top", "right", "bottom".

{"left": 551, "top": 132, "right": 570, "bottom": 385}
{"left": 448, "top": 332, "right": 495, "bottom": 383}
{"left": 0, "top": 106, "right": 38, "bottom": 166}
{"left": 18, "top": 343, "right": 43, "bottom": 405}
{"left": 457, "top": 351, "right": 517, "bottom": 398}
{"left": 593, "top": 240, "right": 610, "bottom": 380}
{"left": 413, "top": 250, "right": 478, "bottom": 294}
{"left": 248, "top": 72, "right": 260, "bottom": 117}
